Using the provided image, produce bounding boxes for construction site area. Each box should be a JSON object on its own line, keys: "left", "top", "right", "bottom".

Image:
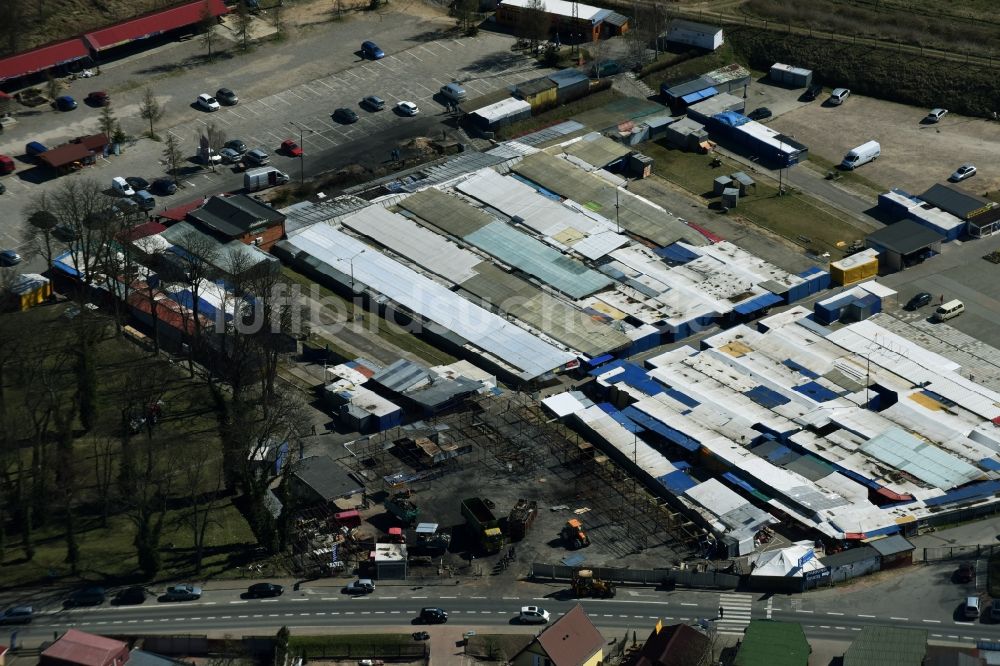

{"left": 286, "top": 393, "right": 707, "bottom": 586}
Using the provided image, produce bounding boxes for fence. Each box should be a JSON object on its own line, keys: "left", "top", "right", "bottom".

{"left": 921, "top": 543, "right": 1000, "bottom": 563}
{"left": 530, "top": 562, "right": 739, "bottom": 589}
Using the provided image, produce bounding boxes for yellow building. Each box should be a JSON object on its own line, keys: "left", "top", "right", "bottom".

{"left": 6, "top": 273, "right": 52, "bottom": 311}
{"left": 515, "top": 78, "right": 559, "bottom": 113}
{"left": 512, "top": 604, "right": 604, "bottom": 666}
{"left": 830, "top": 248, "right": 879, "bottom": 286}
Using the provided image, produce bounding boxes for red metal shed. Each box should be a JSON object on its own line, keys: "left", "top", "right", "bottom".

{"left": 0, "top": 38, "right": 90, "bottom": 82}
{"left": 84, "top": 0, "right": 229, "bottom": 51}
{"left": 40, "top": 630, "right": 130, "bottom": 666}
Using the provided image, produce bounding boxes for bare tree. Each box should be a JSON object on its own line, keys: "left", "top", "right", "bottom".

{"left": 234, "top": 1, "right": 253, "bottom": 51}
{"left": 139, "top": 87, "right": 165, "bottom": 140}
{"left": 98, "top": 104, "right": 118, "bottom": 141}
{"left": 0, "top": 3, "right": 23, "bottom": 54}
{"left": 518, "top": 0, "right": 550, "bottom": 51}
{"left": 91, "top": 435, "right": 118, "bottom": 527}
{"left": 200, "top": 0, "right": 218, "bottom": 59}
{"left": 178, "top": 437, "right": 226, "bottom": 574}
{"left": 45, "top": 73, "right": 60, "bottom": 102}
{"left": 203, "top": 123, "right": 227, "bottom": 173}
{"left": 22, "top": 203, "right": 59, "bottom": 270}
{"left": 454, "top": 0, "right": 479, "bottom": 35}
{"left": 271, "top": 2, "right": 285, "bottom": 36}
{"left": 162, "top": 133, "right": 184, "bottom": 185}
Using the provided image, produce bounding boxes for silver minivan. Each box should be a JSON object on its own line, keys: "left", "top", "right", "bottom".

{"left": 965, "top": 595, "right": 981, "bottom": 619}
{"left": 829, "top": 88, "right": 850, "bottom": 105}
{"left": 439, "top": 82, "right": 467, "bottom": 104}
{"left": 933, "top": 299, "right": 964, "bottom": 322}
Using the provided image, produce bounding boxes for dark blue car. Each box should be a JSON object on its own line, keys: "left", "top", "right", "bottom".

{"left": 25, "top": 141, "right": 48, "bottom": 157}
{"left": 55, "top": 95, "right": 77, "bottom": 111}
{"left": 361, "top": 41, "right": 384, "bottom": 59}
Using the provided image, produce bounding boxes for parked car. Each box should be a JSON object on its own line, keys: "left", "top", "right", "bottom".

{"left": 439, "top": 82, "right": 467, "bottom": 103}
{"left": 125, "top": 176, "right": 150, "bottom": 192}
{"left": 225, "top": 139, "right": 248, "bottom": 155}
{"left": 828, "top": 88, "right": 850, "bottom": 105}
{"left": 220, "top": 147, "right": 242, "bottom": 163}
{"left": 395, "top": 101, "right": 419, "bottom": 116}
{"left": 112, "top": 176, "right": 136, "bottom": 196}
{"left": 196, "top": 93, "right": 220, "bottom": 111}
{"left": 65, "top": 587, "right": 107, "bottom": 607}
{"left": 950, "top": 163, "right": 977, "bottom": 182}
{"left": 25, "top": 141, "right": 48, "bottom": 157}
{"left": 0, "top": 249, "right": 22, "bottom": 267}
{"left": 247, "top": 583, "right": 284, "bottom": 598}
{"left": 412, "top": 631, "right": 430, "bottom": 641}
{"left": 361, "top": 40, "right": 384, "bottom": 59}
{"left": 801, "top": 84, "right": 822, "bottom": 101}
{"left": 163, "top": 584, "right": 202, "bottom": 601}
{"left": 0, "top": 606, "right": 33, "bottom": 624}
{"left": 965, "top": 595, "right": 981, "bottom": 619}
{"left": 419, "top": 607, "right": 448, "bottom": 624}
{"left": 199, "top": 148, "right": 223, "bottom": 165}
{"left": 85, "top": 91, "right": 110, "bottom": 107}
{"left": 55, "top": 95, "right": 78, "bottom": 111}
{"left": 345, "top": 579, "right": 375, "bottom": 595}
{"left": 281, "top": 139, "right": 303, "bottom": 157}
{"left": 518, "top": 606, "right": 551, "bottom": 624}
{"left": 0, "top": 155, "right": 15, "bottom": 174}
{"left": 955, "top": 561, "right": 975, "bottom": 583}
{"left": 114, "top": 586, "right": 149, "bottom": 605}
{"left": 333, "top": 107, "right": 358, "bottom": 124}
{"left": 151, "top": 178, "right": 177, "bottom": 195}
{"left": 244, "top": 149, "right": 270, "bottom": 166}
{"left": 132, "top": 190, "right": 156, "bottom": 211}
{"left": 904, "top": 292, "right": 933, "bottom": 311}
{"left": 746, "top": 107, "right": 773, "bottom": 121}
{"left": 215, "top": 87, "right": 239, "bottom": 105}
{"left": 53, "top": 224, "right": 80, "bottom": 242}
{"left": 361, "top": 95, "right": 385, "bottom": 111}
{"left": 925, "top": 108, "right": 948, "bottom": 123}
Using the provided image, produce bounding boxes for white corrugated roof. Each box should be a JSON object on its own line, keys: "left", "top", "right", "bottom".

{"left": 542, "top": 391, "right": 588, "bottom": 418}
{"left": 284, "top": 223, "right": 574, "bottom": 380}
{"left": 471, "top": 98, "right": 531, "bottom": 124}
{"left": 500, "top": 0, "right": 605, "bottom": 21}
{"left": 572, "top": 230, "right": 629, "bottom": 260}
{"left": 341, "top": 204, "right": 482, "bottom": 284}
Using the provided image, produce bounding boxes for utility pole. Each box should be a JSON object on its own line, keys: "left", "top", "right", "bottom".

{"left": 349, "top": 248, "right": 366, "bottom": 323}
{"left": 289, "top": 120, "right": 313, "bottom": 186}
{"left": 615, "top": 187, "right": 621, "bottom": 233}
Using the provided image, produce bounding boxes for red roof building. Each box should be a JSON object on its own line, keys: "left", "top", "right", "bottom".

{"left": 157, "top": 198, "right": 208, "bottom": 223}
{"left": 40, "top": 630, "right": 130, "bottom": 666}
{"left": 127, "top": 286, "right": 210, "bottom": 338}
{"left": 84, "top": 0, "right": 228, "bottom": 51}
{"left": 0, "top": 38, "right": 90, "bottom": 82}
{"left": 121, "top": 221, "right": 168, "bottom": 242}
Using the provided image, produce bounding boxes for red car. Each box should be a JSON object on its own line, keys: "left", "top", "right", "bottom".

{"left": 85, "top": 91, "right": 110, "bottom": 107}
{"left": 281, "top": 139, "right": 303, "bottom": 157}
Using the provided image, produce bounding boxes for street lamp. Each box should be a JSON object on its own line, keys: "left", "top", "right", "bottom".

{"left": 348, "top": 248, "right": 366, "bottom": 322}
{"left": 615, "top": 186, "right": 621, "bottom": 234}
{"left": 289, "top": 121, "right": 314, "bottom": 186}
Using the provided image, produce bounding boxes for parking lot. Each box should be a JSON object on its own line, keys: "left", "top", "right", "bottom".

{"left": 767, "top": 87, "right": 1000, "bottom": 195}
{"left": 0, "top": 22, "right": 551, "bottom": 249}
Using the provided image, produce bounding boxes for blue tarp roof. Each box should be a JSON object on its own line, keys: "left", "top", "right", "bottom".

{"left": 654, "top": 242, "right": 700, "bottom": 264}
{"left": 755, "top": 441, "right": 797, "bottom": 465}
{"left": 663, "top": 387, "right": 700, "bottom": 408}
{"left": 745, "top": 385, "right": 791, "bottom": 409}
{"left": 587, "top": 353, "right": 615, "bottom": 367}
{"left": 622, "top": 406, "right": 702, "bottom": 451}
{"left": 783, "top": 359, "right": 820, "bottom": 379}
{"left": 597, "top": 403, "right": 645, "bottom": 434}
{"left": 734, "top": 292, "right": 783, "bottom": 315}
{"left": 722, "top": 472, "right": 771, "bottom": 501}
{"left": 712, "top": 110, "right": 751, "bottom": 127}
{"left": 680, "top": 86, "right": 718, "bottom": 105}
{"left": 794, "top": 381, "right": 840, "bottom": 402}
{"left": 924, "top": 480, "right": 1000, "bottom": 507}
{"left": 980, "top": 458, "right": 1000, "bottom": 471}
{"left": 798, "top": 266, "right": 827, "bottom": 278}
{"left": 659, "top": 470, "right": 698, "bottom": 494}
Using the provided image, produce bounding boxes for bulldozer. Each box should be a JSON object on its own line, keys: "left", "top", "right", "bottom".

{"left": 561, "top": 518, "right": 590, "bottom": 550}
{"left": 571, "top": 569, "right": 616, "bottom": 598}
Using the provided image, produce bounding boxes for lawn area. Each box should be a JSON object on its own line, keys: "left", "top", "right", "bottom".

{"left": 280, "top": 266, "right": 457, "bottom": 366}
{"left": 642, "top": 141, "right": 863, "bottom": 257}
{"left": 287, "top": 634, "right": 419, "bottom": 658}
{"left": 639, "top": 41, "right": 747, "bottom": 88}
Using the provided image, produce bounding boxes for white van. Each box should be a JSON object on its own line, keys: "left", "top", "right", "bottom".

{"left": 964, "top": 595, "right": 981, "bottom": 619}
{"left": 933, "top": 299, "right": 964, "bottom": 322}
{"left": 829, "top": 88, "right": 850, "bottom": 105}
{"left": 841, "top": 141, "right": 880, "bottom": 170}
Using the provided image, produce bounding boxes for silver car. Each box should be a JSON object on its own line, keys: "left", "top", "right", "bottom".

{"left": 163, "top": 584, "right": 202, "bottom": 601}
{"left": 949, "top": 163, "right": 977, "bottom": 182}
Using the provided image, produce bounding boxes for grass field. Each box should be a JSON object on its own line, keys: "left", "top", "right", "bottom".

{"left": 641, "top": 141, "right": 863, "bottom": 257}
{"left": 802, "top": 152, "right": 886, "bottom": 197}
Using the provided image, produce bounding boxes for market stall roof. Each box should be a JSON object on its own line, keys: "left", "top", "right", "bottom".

{"left": 0, "top": 38, "right": 90, "bottom": 82}
{"left": 84, "top": 0, "right": 228, "bottom": 51}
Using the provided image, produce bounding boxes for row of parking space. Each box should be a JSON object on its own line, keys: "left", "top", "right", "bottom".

{"left": 181, "top": 37, "right": 546, "bottom": 157}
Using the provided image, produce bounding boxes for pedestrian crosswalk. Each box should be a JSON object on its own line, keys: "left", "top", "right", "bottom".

{"left": 717, "top": 592, "right": 754, "bottom": 636}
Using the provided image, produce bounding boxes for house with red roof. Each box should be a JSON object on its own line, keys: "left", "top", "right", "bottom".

{"left": 512, "top": 604, "right": 605, "bottom": 666}
{"left": 40, "top": 630, "right": 130, "bottom": 666}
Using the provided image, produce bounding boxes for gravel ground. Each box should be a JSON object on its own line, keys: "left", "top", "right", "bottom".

{"left": 771, "top": 93, "right": 1000, "bottom": 196}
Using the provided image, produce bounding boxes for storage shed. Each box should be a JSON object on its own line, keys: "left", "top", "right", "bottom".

{"left": 660, "top": 75, "right": 717, "bottom": 111}
{"left": 830, "top": 248, "right": 879, "bottom": 286}
{"left": 6, "top": 273, "right": 52, "bottom": 311}
{"left": 686, "top": 91, "right": 746, "bottom": 124}
{"left": 514, "top": 77, "right": 558, "bottom": 111}
{"left": 661, "top": 19, "right": 724, "bottom": 52}
{"left": 662, "top": 116, "right": 709, "bottom": 151}
{"left": 370, "top": 543, "right": 408, "bottom": 579}
{"left": 865, "top": 219, "right": 945, "bottom": 272}
{"left": 468, "top": 98, "right": 532, "bottom": 132}
{"left": 769, "top": 63, "right": 813, "bottom": 88}
{"left": 546, "top": 68, "right": 591, "bottom": 104}
{"left": 819, "top": 545, "right": 880, "bottom": 583}
{"left": 868, "top": 534, "right": 915, "bottom": 568}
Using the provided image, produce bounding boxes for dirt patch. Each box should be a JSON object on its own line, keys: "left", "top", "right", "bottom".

{"left": 772, "top": 95, "right": 1000, "bottom": 197}
{"left": 283, "top": 0, "right": 450, "bottom": 29}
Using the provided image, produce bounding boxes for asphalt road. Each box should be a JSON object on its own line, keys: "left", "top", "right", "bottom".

{"left": 8, "top": 583, "right": 1000, "bottom": 647}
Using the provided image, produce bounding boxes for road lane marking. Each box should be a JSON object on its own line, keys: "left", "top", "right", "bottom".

{"left": 857, "top": 614, "right": 876, "bottom": 618}
{"left": 230, "top": 600, "right": 248, "bottom": 604}
{"left": 440, "top": 596, "right": 457, "bottom": 599}
{"left": 890, "top": 617, "right": 909, "bottom": 621}
{"left": 322, "top": 598, "right": 338, "bottom": 601}
{"left": 680, "top": 603, "right": 696, "bottom": 606}
{"left": 437, "top": 42, "right": 452, "bottom": 52}
{"left": 290, "top": 598, "right": 309, "bottom": 602}
{"left": 923, "top": 619, "right": 941, "bottom": 623}
{"left": 826, "top": 612, "right": 844, "bottom": 616}
{"left": 409, "top": 51, "right": 423, "bottom": 62}
{"left": 797, "top": 610, "right": 814, "bottom": 613}
{"left": 954, "top": 621, "right": 974, "bottom": 625}
{"left": 471, "top": 596, "right": 487, "bottom": 599}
